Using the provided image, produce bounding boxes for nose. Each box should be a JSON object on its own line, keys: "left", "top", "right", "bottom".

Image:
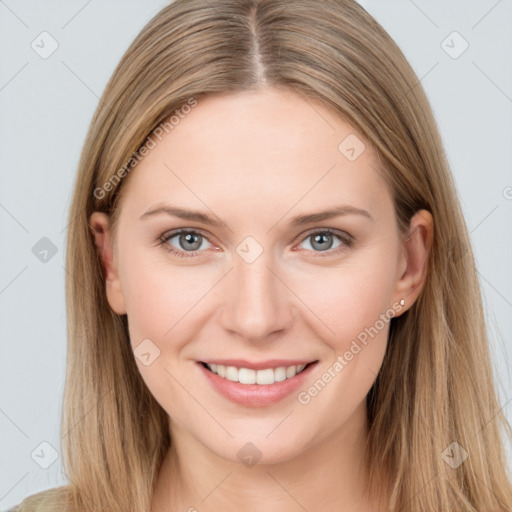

{"left": 219, "top": 253, "right": 295, "bottom": 343}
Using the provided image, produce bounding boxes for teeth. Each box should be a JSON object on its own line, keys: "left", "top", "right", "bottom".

{"left": 217, "top": 364, "right": 226, "bottom": 378}
{"left": 205, "top": 363, "right": 308, "bottom": 385}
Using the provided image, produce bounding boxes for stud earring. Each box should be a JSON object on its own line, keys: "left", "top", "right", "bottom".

{"left": 400, "top": 299, "right": 405, "bottom": 306}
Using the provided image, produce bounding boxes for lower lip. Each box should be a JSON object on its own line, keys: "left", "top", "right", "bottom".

{"left": 197, "top": 361, "right": 319, "bottom": 408}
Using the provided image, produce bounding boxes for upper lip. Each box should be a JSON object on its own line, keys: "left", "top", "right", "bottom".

{"left": 199, "top": 359, "right": 318, "bottom": 370}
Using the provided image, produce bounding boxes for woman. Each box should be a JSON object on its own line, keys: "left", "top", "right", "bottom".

{"left": 9, "top": 0, "right": 512, "bottom": 510}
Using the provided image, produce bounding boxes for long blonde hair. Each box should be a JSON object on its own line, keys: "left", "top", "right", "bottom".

{"left": 18, "top": 0, "right": 512, "bottom": 510}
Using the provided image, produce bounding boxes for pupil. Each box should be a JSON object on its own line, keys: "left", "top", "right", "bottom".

{"left": 313, "top": 233, "right": 332, "bottom": 251}
{"left": 181, "top": 233, "right": 201, "bottom": 250}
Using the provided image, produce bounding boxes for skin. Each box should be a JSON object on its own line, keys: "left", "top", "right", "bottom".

{"left": 90, "top": 86, "right": 433, "bottom": 511}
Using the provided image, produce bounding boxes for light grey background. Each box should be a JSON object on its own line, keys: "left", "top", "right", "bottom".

{"left": 1, "top": 0, "right": 511, "bottom": 509}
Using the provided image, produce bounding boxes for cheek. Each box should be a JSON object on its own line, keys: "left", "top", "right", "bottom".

{"left": 118, "top": 251, "right": 215, "bottom": 411}
{"left": 288, "top": 254, "right": 396, "bottom": 348}
{"left": 119, "top": 248, "right": 217, "bottom": 345}
{"left": 288, "top": 255, "right": 395, "bottom": 406}
{"left": 294, "top": 265, "right": 391, "bottom": 419}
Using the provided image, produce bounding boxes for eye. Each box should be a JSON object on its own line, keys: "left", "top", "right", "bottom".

{"left": 159, "top": 229, "right": 214, "bottom": 258}
{"left": 158, "top": 227, "right": 354, "bottom": 259}
{"left": 296, "top": 228, "right": 353, "bottom": 256}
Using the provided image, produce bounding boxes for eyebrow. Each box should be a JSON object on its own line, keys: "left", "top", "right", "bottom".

{"left": 139, "top": 203, "right": 373, "bottom": 227}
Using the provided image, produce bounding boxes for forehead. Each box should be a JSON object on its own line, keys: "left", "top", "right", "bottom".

{"left": 118, "top": 87, "right": 391, "bottom": 223}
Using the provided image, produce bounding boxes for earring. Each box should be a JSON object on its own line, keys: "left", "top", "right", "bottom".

{"left": 400, "top": 299, "right": 405, "bottom": 306}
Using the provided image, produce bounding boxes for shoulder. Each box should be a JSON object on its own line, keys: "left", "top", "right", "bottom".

{"left": 7, "top": 486, "right": 71, "bottom": 512}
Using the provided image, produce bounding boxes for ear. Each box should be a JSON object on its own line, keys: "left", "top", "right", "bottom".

{"left": 392, "top": 209, "right": 434, "bottom": 316}
{"left": 89, "top": 212, "right": 127, "bottom": 315}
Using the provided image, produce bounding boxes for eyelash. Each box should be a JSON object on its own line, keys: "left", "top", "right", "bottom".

{"left": 158, "top": 228, "right": 354, "bottom": 259}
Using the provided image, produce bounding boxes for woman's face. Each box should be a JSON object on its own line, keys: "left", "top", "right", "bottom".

{"left": 91, "top": 86, "right": 429, "bottom": 465}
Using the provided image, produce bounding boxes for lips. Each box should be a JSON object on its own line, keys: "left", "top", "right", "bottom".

{"left": 196, "top": 359, "right": 320, "bottom": 407}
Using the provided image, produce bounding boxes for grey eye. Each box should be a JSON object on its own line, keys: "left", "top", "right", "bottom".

{"left": 300, "top": 232, "right": 343, "bottom": 252}
{"left": 167, "top": 231, "right": 211, "bottom": 252}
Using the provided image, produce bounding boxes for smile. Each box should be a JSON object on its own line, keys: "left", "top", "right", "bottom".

{"left": 201, "top": 362, "right": 313, "bottom": 385}
{"left": 197, "top": 359, "right": 320, "bottom": 407}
